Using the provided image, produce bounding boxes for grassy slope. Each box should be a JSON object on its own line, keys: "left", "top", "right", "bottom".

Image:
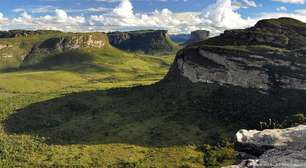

{"left": 0, "top": 45, "right": 217, "bottom": 167}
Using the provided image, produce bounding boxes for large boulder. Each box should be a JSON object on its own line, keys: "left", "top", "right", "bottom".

{"left": 107, "top": 30, "right": 179, "bottom": 54}
{"left": 165, "top": 18, "right": 306, "bottom": 90}
{"left": 229, "top": 125, "right": 306, "bottom": 168}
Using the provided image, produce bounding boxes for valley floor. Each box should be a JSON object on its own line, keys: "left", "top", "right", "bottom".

{"left": 0, "top": 53, "right": 210, "bottom": 167}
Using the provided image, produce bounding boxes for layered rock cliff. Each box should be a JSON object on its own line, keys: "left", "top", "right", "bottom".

{"left": 22, "top": 33, "right": 109, "bottom": 66}
{"left": 107, "top": 30, "right": 179, "bottom": 54}
{"left": 166, "top": 18, "right": 306, "bottom": 90}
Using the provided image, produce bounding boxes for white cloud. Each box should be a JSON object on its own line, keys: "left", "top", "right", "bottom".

{"left": 2, "top": 0, "right": 306, "bottom": 35}
{"left": 113, "top": 0, "right": 134, "bottom": 18}
{"left": 88, "top": 0, "right": 256, "bottom": 34}
{"left": 276, "top": 6, "right": 288, "bottom": 11}
{"left": 272, "top": 0, "right": 305, "bottom": 4}
{"left": 202, "top": 0, "right": 255, "bottom": 30}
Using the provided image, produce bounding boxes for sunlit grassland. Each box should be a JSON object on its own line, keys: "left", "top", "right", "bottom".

{"left": 0, "top": 47, "right": 213, "bottom": 168}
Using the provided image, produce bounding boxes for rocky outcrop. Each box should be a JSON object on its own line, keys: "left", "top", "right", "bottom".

{"left": 227, "top": 125, "right": 306, "bottom": 168}
{"left": 166, "top": 18, "right": 306, "bottom": 90}
{"left": 22, "top": 33, "right": 108, "bottom": 66}
{"left": 32, "top": 34, "right": 106, "bottom": 52}
{"left": 107, "top": 30, "right": 179, "bottom": 54}
{"left": 184, "top": 30, "right": 209, "bottom": 45}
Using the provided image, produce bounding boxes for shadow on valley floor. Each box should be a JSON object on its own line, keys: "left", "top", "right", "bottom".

{"left": 1, "top": 50, "right": 114, "bottom": 74}
{"left": 4, "top": 80, "right": 306, "bottom": 147}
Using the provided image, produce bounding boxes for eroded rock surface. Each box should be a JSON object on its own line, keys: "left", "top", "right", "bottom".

{"left": 166, "top": 18, "right": 306, "bottom": 90}
{"left": 22, "top": 33, "right": 108, "bottom": 66}
{"left": 228, "top": 125, "right": 306, "bottom": 168}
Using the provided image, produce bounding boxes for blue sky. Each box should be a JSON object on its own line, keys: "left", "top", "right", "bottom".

{"left": 0, "top": 0, "right": 306, "bottom": 34}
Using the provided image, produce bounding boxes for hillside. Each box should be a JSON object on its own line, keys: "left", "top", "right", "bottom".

{"left": 107, "top": 30, "right": 180, "bottom": 54}
{"left": 21, "top": 33, "right": 109, "bottom": 68}
{"left": 0, "top": 30, "right": 67, "bottom": 69}
{"left": 0, "top": 42, "right": 178, "bottom": 167}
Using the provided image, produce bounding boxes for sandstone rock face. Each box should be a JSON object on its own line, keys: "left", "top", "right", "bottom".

{"left": 166, "top": 18, "right": 306, "bottom": 90}
{"left": 230, "top": 125, "right": 306, "bottom": 168}
{"left": 107, "top": 30, "right": 178, "bottom": 53}
{"left": 22, "top": 33, "right": 108, "bottom": 66}
{"left": 32, "top": 34, "right": 106, "bottom": 53}
{"left": 185, "top": 30, "right": 209, "bottom": 45}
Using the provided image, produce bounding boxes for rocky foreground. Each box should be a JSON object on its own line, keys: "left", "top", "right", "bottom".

{"left": 225, "top": 125, "right": 306, "bottom": 168}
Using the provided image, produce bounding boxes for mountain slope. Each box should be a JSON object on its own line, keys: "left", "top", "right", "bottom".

{"left": 0, "top": 31, "right": 67, "bottom": 69}
{"left": 107, "top": 30, "right": 180, "bottom": 54}
{"left": 21, "top": 33, "right": 109, "bottom": 68}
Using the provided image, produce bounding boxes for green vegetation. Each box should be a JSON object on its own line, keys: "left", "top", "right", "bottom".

{"left": 107, "top": 30, "right": 181, "bottom": 55}
{"left": 3, "top": 18, "right": 306, "bottom": 167}
{"left": 0, "top": 31, "right": 68, "bottom": 69}
{"left": 0, "top": 37, "right": 211, "bottom": 167}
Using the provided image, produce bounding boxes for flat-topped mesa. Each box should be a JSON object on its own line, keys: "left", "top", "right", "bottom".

{"left": 184, "top": 30, "right": 210, "bottom": 45}
{"left": 165, "top": 18, "right": 306, "bottom": 90}
{"left": 22, "top": 33, "right": 109, "bottom": 66}
{"left": 107, "top": 30, "right": 179, "bottom": 54}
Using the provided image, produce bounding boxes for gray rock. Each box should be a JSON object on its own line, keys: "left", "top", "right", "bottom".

{"left": 166, "top": 18, "right": 306, "bottom": 91}
{"left": 232, "top": 125, "right": 306, "bottom": 168}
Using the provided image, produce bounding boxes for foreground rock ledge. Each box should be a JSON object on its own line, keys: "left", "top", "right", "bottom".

{"left": 225, "top": 125, "right": 306, "bottom": 168}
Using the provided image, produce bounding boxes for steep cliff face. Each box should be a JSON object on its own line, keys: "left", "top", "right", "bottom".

{"left": 166, "top": 18, "right": 306, "bottom": 90}
{"left": 184, "top": 30, "right": 210, "bottom": 45}
{"left": 107, "top": 30, "right": 179, "bottom": 54}
{"left": 22, "top": 33, "right": 109, "bottom": 66}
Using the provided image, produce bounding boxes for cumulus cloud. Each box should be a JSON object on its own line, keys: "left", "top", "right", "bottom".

{"left": 2, "top": 0, "right": 306, "bottom": 35}
{"left": 202, "top": 0, "right": 255, "bottom": 30}
{"left": 88, "top": 0, "right": 255, "bottom": 34}
{"left": 2, "top": 9, "right": 85, "bottom": 31}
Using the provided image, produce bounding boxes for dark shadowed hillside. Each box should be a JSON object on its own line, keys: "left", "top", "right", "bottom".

{"left": 107, "top": 30, "right": 180, "bottom": 54}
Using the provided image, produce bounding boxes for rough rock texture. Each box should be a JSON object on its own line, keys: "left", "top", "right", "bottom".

{"left": 228, "top": 125, "right": 306, "bottom": 168}
{"left": 166, "top": 18, "right": 306, "bottom": 90}
{"left": 107, "top": 30, "right": 178, "bottom": 54}
{"left": 22, "top": 33, "right": 108, "bottom": 66}
{"left": 184, "top": 30, "right": 210, "bottom": 45}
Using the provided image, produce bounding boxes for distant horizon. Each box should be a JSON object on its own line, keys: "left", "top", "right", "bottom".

{"left": 1, "top": 0, "right": 306, "bottom": 34}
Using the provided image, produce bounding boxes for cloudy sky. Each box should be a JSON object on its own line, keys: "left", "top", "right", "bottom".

{"left": 0, "top": 0, "right": 306, "bottom": 34}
